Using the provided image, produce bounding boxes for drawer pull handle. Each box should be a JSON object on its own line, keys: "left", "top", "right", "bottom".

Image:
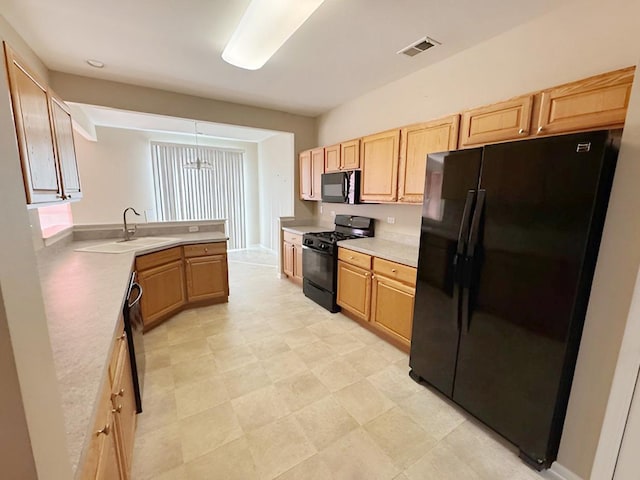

{"left": 119, "top": 332, "right": 126, "bottom": 341}
{"left": 112, "top": 405, "right": 122, "bottom": 414}
{"left": 96, "top": 424, "right": 110, "bottom": 436}
{"left": 391, "top": 269, "right": 397, "bottom": 273}
{"left": 537, "top": 126, "right": 543, "bottom": 134}
{"left": 349, "top": 256, "right": 354, "bottom": 260}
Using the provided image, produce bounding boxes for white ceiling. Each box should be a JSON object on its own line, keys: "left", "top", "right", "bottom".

{"left": 72, "top": 103, "right": 280, "bottom": 142}
{"left": 2, "top": 0, "right": 565, "bottom": 116}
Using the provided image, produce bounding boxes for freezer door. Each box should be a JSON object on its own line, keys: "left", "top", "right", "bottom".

{"left": 409, "top": 148, "right": 482, "bottom": 397}
{"left": 452, "top": 131, "right": 613, "bottom": 466}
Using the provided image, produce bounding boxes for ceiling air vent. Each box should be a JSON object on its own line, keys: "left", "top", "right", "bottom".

{"left": 397, "top": 36, "right": 440, "bottom": 57}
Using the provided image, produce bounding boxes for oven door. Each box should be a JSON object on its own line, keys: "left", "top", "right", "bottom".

{"left": 303, "top": 246, "right": 336, "bottom": 292}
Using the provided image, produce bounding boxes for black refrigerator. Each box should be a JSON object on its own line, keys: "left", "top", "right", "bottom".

{"left": 409, "top": 130, "right": 620, "bottom": 469}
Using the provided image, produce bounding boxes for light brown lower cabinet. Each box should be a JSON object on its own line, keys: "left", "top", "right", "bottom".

{"left": 337, "top": 260, "right": 372, "bottom": 321}
{"left": 337, "top": 247, "right": 416, "bottom": 349}
{"left": 185, "top": 254, "right": 229, "bottom": 301}
{"left": 371, "top": 275, "right": 415, "bottom": 347}
{"left": 81, "top": 319, "right": 136, "bottom": 480}
{"left": 138, "top": 259, "right": 186, "bottom": 329}
{"left": 282, "top": 231, "right": 303, "bottom": 285}
{"left": 136, "top": 242, "right": 229, "bottom": 330}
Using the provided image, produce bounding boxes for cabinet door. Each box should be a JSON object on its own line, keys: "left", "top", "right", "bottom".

{"left": 4, "top": 44, "right": 61, "bottom": 204}
{"left": 50, "top": 93, "right": 82, "bottom": 199}
{"left": 185, "top": 255, "right": 228, "bottom": 302}
{"left": 337, "top": 260, "right": 372, "bottom": 321}
{"left": 299, "top": 150, "right": 312, "bottom": 200}
{"left": 537, "top": 67, "right": 634, "bottom": 136}
{"left": 310, "top": 147, "right": 325, "bottom": 201}
{"left": 460, "top": 95, "right": 533, "bottom": 147}
{"left": 360, "top": 129, "right": 401, "bottom": 202}
{"left": 283, "top": 241, "right": 294, "bottom": 277}
{"left": 293, "top": 244, "right": 304, "bottom": 281}
{"left": 325, "top": 144, "right": 341, "bottom": 173}
{"left": 398, "top": 115, "right": 459, "bottom": 204}
{"left": 371, "top": 275, "right": 415, "bottom": 347}
{"left": 341, "top": 139, "right": 360, "bottom": 170}
{"left": 138, "top": 260, "right": 186, "bottom": 328}
{"left": 112, "top": 340, "right": 137, "bottom": 478}
{"left": 94, "top": 410, "right": 122, "bottom": 480}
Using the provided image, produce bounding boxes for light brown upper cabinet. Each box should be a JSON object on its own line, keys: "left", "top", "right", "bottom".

{"left": 326, "top": 140, "right": 360, "bottom": 172}
{"left": 341, "top": 139, "right": 360, "bottom": 170}
{"left": 537, "top": 66, "right": 635, "bottom": 136}
{"left": 299, "top": 149, "right": 312, "bottom": 199}
{"left": 299, "top": 148, "right": 324, "bottom": 201}
{"left": 360, "top": 129, "right": 401, "bottom": 203}
{"left": 324, "top": 144, "right": 340, "bottom": 172}
{"left": 398, "top": 115, "right": 460, "bottom": 204}
{"left": 460, "top": 95, "right": 533, "bottom": 147}
{"left": 5, "top": 43, "right": 62, "bottom": 204}
{"left": 50, "top": 92, "right": 82, "bottom": 200}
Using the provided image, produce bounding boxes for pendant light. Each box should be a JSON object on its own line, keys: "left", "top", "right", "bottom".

{"left": 184, "top": 121, "right": 214, "bottom": 170}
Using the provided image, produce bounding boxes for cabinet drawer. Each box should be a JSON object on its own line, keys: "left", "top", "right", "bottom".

{"left": 184, "top": 242, "right": 227, "bottom": 258}
{"left": 283, "top": 231, "right": 303, "bottom": 245}
{"left": 373, "top": 258, "right": 416, "bottom": 287}
{"left": 136, "top": 246, "right": 182, "bottom": 271}
{"left": 338, "top": 248, "right": 372, "bottom": 270}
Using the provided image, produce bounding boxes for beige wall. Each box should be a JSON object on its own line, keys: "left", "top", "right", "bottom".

{"left": 258, "top": 133, "right": 296, "bottom": 251}
{"left": 0, "top": 292, "right": 37, "bottom": 479}
{"left": 316, "top": 0, "right": 640, "bottom": 477}
{"left": 71, "top": 126, "right": 261, "bottom": 245}
{"left": 49, "top": 72, "right": 317, "bottom": 223}
{"left": 0, "top": 16, "right": 72, "bottom": 480}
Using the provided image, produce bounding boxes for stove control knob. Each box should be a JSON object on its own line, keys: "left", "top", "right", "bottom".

{"left": 320, "top": 244, "right": 328, "bottom": 250}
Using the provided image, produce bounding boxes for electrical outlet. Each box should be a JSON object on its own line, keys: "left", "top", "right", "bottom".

{"left": 387, "top": 217, "right": 396, "bottom": 224}
{"left": 188, "top": 226, "right": 199, "bottom": 232}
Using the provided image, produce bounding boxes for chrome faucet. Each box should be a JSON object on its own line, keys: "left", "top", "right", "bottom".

{"left": 122, "top": 207, "right": 141, "bottom": 242}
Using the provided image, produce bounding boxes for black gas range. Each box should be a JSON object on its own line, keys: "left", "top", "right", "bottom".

{"left": 302, "top": 215, "right": 374, "bottom": 312}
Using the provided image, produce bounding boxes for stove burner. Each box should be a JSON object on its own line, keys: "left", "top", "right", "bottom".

{"left": 310, "top": 231, "right": 359, "bottom": 244}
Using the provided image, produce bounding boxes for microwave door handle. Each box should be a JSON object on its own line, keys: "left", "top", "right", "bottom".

{"left": 343, "top": 173, "right": 349, "bottom": 202}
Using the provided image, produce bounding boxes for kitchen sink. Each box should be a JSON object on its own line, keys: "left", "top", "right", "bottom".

{"left": 75, "top": 237, "right": 177, "bottom": 254}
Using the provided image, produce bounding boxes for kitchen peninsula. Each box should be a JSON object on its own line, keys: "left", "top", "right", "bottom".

{"left": 36, "top": 224, "right": 228, "bottom": 476}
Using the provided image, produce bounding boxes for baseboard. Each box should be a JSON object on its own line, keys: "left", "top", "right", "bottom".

{"left": 543, "top": 462, "right": 584, "bottom": 480}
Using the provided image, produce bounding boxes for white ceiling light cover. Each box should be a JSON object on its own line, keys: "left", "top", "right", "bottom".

{"left": 222, "top": 0, "right": 325, "bottom": 70}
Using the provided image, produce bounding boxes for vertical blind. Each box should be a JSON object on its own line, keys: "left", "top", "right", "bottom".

{"left": 151, "top": 142, "right": 246, "bottom": 250}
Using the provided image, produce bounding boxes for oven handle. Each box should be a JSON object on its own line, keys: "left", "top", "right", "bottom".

{"left": 302, "top": 245, "right": 333, "bottom": 256}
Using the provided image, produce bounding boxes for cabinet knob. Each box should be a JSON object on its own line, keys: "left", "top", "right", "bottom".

{"left": 112, "top": 404, "right": 122, "bottom": 414}
{"left": 518, "top": 128, "right": 526, "bottom": 135}
{"left": 349, "top": 256, "right": 354, "bottom": 260}
{"left": 537, "top": 126, "right": 544, "bottom": 134}
{"left": 119, "top": 332, "right": 126, "bottom": 341}
{"left": 112, "top": 388, "right": 125, "bottom": 398}
{"left": 96, "top": 424, "right": 110, "bottom": 436}
{"left": 391, "top": 269, "right": 397, "bottom": 273}
{"left": 204, "top": 248, "right": 208, "bottom": 253}
{"left": 365, "top": 273, "right": 370, "bottom": 277}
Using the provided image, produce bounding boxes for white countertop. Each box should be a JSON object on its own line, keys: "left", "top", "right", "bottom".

{"left": 337, "top": 237, "right": 419, "bottom": 268}
{"left": 36, "top": 232, "right": 227, "bottom": 475}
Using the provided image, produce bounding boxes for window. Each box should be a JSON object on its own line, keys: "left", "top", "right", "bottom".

{"left": 151, "top": 142, "right": 246, "bottom": 249}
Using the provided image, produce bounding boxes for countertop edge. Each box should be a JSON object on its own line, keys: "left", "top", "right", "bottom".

{"left": 337, "top": 239, "right": 419, "bottom": 268}
{"left": 282, "top": 225, "right": 327, "bottom": 235}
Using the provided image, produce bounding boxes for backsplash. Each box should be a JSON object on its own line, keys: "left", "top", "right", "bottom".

{"left": 73, "top": 220, "right": 226, "bottom": 241}
{"left": 316, "top": 202, "right": 422, "bottom": 245}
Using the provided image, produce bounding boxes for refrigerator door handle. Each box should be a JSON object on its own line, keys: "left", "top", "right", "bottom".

{"left": 462, "top": 189, "right": 486, "bottom": 333}
{"left": 452, "top": 190, "right": 477, "bottom": 330}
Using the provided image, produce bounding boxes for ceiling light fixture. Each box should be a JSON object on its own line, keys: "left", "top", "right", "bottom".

{"left": 184, "top": 122, "right": 214, "bottom": 171}
{"left": 86, "top": 59, "right": 105, "bottom": 68}
{"left": 222, "top": 0, "right": 325, "bottom": 70}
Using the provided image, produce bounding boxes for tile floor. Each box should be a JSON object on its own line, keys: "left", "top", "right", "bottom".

{"left": 132, "top": 249, "right": 547, "bottom": 480}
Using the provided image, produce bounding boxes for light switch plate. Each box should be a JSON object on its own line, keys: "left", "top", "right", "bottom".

{"left": 189, "top": 226, "right": 199, "bottom": 232}
{"left": 387, "top": 217, "right": 396, "bottom": 224}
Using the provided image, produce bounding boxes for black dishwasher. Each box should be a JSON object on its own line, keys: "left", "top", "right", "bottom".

{"left": 124, "top": 271, "right": 144, "bottom": 413}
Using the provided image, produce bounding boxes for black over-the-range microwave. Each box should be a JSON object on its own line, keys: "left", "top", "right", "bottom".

{"left": 321, "top": 170, "right": 361, "bottom": 204}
